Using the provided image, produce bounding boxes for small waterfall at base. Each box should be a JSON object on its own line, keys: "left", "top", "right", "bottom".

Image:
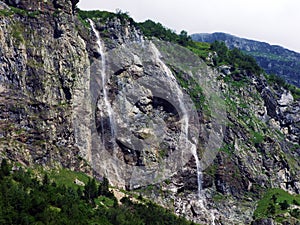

{"left": 211, "top": 211, "right": 216, "bottom": 225}
{"left": 89, "top": 19, "right": 116, "bottom": 146}
{"left": 191, "top": 145, "right": 203, "bottom": 200}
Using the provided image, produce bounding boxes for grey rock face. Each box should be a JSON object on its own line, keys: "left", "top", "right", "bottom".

{"left": 0, "top": 1, "right": 89, "bottom": 169}
{"left": 252, "top": 218, "right": 275, "bottom": 225}
{"left": 0, "top": 4, "right": 300, "bottom": 225}
{"left": 87, "top": 37, "right": 203, "bottom": 188}
{"left": 3, "top": 0, "right": 77, "bottom": 14}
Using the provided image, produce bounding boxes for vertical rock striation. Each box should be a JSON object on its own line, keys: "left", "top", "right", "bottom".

{"left": 0, "top": 0, "right": 90, "bottom": 170}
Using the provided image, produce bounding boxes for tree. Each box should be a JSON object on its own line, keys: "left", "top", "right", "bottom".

{"left": 0, "top": 159, "right": 10, "bottom": 178}
{"left": 98, "top": 177, "right": 110, "bottom": 197}
{"left": 279, "top": 200, "right": 289, "bottom": 210}
{"left": 77, "top": 187, "right": 82, "bottom": 198}
{"left": 267, "top": 203, "right": 276, "bottom": 215}
{"left": 271, "top": 194, "right": 277, "bottom": 203}
{"left": 178, "top": 30, "right": 191, "bottom": 46}
{"left": 84, "top": 178, "right": 98, "bottom": 202}
{"left": 42, "top": 174, "right": 50, "bottom": 186}
{"left": 210, "top": 41, "right": 229, "bottom": 65}
{"left": 291, "top": 208, "right": 300, "bottom": 219}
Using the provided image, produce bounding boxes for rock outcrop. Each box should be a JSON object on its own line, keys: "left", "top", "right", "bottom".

{"left": 4, "top": 0, "right": 78, "bottom": 14}
{"left": 0, "top": 0, "right": 90, "bottom": 170}
{"left": 0, "top": 1, "right": 299, "bottom": 224}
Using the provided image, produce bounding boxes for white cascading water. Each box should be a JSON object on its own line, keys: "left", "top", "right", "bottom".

{"left": 149, "top": 43, "right": 220, "bottom": 224}
{"left": 150, "top": 42, "right": 203, "bottom": 199}
{"left": 191, "top": 145, "right": 203, "bottom": 199}
{"left": 89, "top": 19, "right": 116, "bottom": 143}
{"left": 88, "top": 22, "right": 215, "bottom": 223}
{"left": 211, "top": 211, "right": 216, "bottom": 225}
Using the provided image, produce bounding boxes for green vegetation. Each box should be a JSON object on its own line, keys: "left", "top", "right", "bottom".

{"left": 173, "top": 70, "right": 206, "bottom": 110}
{"left": 10, "top": 6, "right": 28, "bottom": 16}
{"left": 78, "top": 9, "right": 262, "bottom": 76}
{"left": 137, "top": 20, "right": 192, "bottom": 46}
{"left": 0, "top": 6, "right": 40, "bottom": 17}
{"left": 254, "top": 188, "right": 300, "bottom": 222}
{"left": 11, "top": 22, "right": 25, "bottom": 44}
{"left": 137, "top": 20, "right": 262, "bottom": 75}
{"left": 78, "top": 9, "right": 135, "bottom": 27}
{"left": 0, "top": 9, "right": 12, "bottom": 17}
{"left": 223, "top": 74, "right": 249, "bottom": 88}
{"left": 242, "top": 49, "right": 300, "bottom": 88}
{"left": 137, "top": 20, "right": 178, "bottom": 42}
{"left": 266, "top": 73, "right": 300, "bottom": 100}
{"left": 49, "top": 168, "right": 90, "bottom": 190}
{"left": 210, "top": 41, "right": 263, "bottom": 75}
{"left": 250, "top": 131, "right": 264, "bottom": 145}
{"left": 187, "top": 41, "right": 211, "bottom": 59}
{"left": 219, "top": 143, "right": 234, "bottom": 155}
{"left": 0, "top": 160, "right": 196, "bottom": 225}
{"left": 291, "top": 144, "right": 300, "bottom": 152}
{"left": 137, "top": 20, "right": 210, "bottom": 59}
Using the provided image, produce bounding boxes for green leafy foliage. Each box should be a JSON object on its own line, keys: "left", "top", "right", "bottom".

{"left": 0, "top": 159, "right": 10, "bottom": 178}
{"left": 98, "top": 177, "right": 111, "bottom": 197}
{"left": 0, "top": 9, "right": 13, "bottom": 16}
{"left": 11, "top": 22, "right": 25, "bottom": 44}
{"left": 49, "top": 168, "right": 90, "bottom": 190}
{"left": 210, "top": 41, "right": 262, "bottom": 75}
{"left": 137, "top": 20, "right": 178, "bottom": 42}
{"left": 137, "top": 19, "right": 193, "bottom": 47}
{"left": 254, "top": 188, "right": 300, "bottom": 221}
{"left": 250, "top": 131, "right": 264, "bottom": 145}
{"left": 132, "top": 19, "right": 210, "bottom": 60}
{"left": 0, "top": 161, "right": 196, "bottom": 225}
{"left": 78, "top": 9, "right": 135, "bottom": 27}
{"left": 83, "top": 178, "right": 98, "bottom": 203}
{"left": 187, "top": 41, "right": 211, "bottom": 59}
{"left": 219, "top": 143, "right": 234, "bottom": 155}
{"left": 173, "top": 70, "right": 206, "bottom": 110}
{"left": 0, "top": 6, "right": 40, "bottom": 17}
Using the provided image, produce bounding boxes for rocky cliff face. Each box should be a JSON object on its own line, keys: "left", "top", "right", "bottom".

{"left": 191, "top": 32, "right": 300, "bottom": 87}
{"left": 0, "top": 0, "right": 90, "bottom": 170}
{"left": 0, "top": 1, "right": 300, "bottom": 224}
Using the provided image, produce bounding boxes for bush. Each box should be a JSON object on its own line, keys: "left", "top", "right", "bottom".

{"left": 279, "top": 200, "right": 289, "bottom": 210}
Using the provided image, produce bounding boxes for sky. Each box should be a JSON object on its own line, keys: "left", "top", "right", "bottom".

{"left": 78, "top": 0, "right": 300, "bottom": 53}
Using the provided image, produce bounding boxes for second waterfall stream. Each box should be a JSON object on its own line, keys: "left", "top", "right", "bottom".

{"left": 89, "top": 19, "right": 116, "bottom": 147}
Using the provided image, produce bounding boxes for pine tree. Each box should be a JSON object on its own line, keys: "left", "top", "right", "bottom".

{"left": 84, "top": 178, "right": 97, "bottom": 202}
{"left": 0, "top": 159, "right": 10, "bottom": 178}
{"left": 280, "top": 200, "right": 290, "bottom": 210}
{"left": 98, "top": 177, "right": 109, "bottom": 197}
{"left": 267, "top": 203, "right": 276, "bottom": 215}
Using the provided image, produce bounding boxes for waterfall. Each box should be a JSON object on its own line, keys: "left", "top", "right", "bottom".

{"left": 191, "top": 145, "right": 203, "bottom": 199}
{"left": 150, "top": 42, "right": 202, "bottom": 199}
{"left": 89, "top": 19, "right": 116, "bottom": 145}
{"left": 211, "top": 211, "right": 216, "bottom": 225}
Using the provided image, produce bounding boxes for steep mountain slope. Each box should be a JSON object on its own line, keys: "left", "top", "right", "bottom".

{"left": 0, "top": 1, "right": 300, "bottom": 224}
{"left": 191, "top": 32, "right": 300, "bottom": 87}
{"left": 0, "top": 0, "right": 91, "bottom": 170}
